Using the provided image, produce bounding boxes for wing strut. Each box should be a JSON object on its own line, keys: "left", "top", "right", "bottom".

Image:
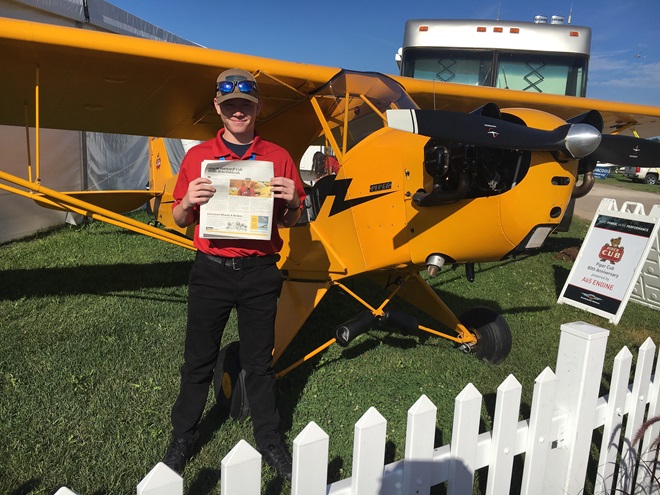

{"left": 0, "top": 170, "right": 194, "bottom": 251}
{"left": 310, "top": 96, "right": 344, "bottom": 162}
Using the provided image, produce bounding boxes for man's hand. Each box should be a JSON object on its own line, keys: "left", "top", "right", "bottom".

{"left": 173, "top": 177, "right": 216, "bottom": 228}
{"left": 182, "top": 177, "right": 216, "bottom": 210}
{"left": 270, "top": 176, "right": 299, "bottom": 208}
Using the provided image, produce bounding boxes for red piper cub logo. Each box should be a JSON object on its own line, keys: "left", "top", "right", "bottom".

{"left": 599, "top": 237, "right": 624, "bottom": 264}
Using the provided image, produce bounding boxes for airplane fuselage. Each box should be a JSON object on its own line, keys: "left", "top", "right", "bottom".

{"left": 279, "top": 108, "right": 577, "bottom": 282}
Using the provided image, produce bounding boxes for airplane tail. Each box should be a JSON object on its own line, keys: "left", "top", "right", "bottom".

{"left": 148, "top": 137, "right": 176, "bottom": 198}
{"left": 147, "top": 137, "right": 192, "bottom": 237}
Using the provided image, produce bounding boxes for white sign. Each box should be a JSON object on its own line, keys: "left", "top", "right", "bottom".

{"left": 199, "top": 160, "right": 274, "bottom": 240}
{"left": 558, "top": 199, "right": 660, "bottom": 324}
{"left": 631, "top": 204, "right": 660, "bottom": 311}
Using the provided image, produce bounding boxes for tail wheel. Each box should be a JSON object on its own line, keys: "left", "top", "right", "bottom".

{"left": 460, "top": 307, "right": 512, "bottom": 364}
{"left": 213, "top": 341, "right": 250, "bottom": 421}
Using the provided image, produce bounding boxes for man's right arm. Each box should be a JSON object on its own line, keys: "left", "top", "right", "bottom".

{"left": 172, "top": 177, "right": 216, "bottom": 228}
{"left": 172, "top": 197, "right": 196, "bottom": 228}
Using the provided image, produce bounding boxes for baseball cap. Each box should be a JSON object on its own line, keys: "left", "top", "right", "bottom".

{"left": 216, "top": 68, "right": 259, "bottom": 104}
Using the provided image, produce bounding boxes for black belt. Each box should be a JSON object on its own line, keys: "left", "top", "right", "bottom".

{"left": 200, "top": 252, "right": 280, "bottom": 270}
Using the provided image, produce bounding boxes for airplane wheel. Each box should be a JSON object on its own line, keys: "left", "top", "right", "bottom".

{"left": 460, "top": 307, "right": 512, "bottom": 364}
{"left": 213, "top": 341, "right": 250, "bottom": 421}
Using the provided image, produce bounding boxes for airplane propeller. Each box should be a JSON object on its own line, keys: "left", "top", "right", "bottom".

{"left": 587, "top": 134, "right": 660, "bottom": 167}
{"left": 386, "top": 109, "right": 602, "bottom": 159}
{"left": 568, "top": 110, "right": 660, "bottom": 168}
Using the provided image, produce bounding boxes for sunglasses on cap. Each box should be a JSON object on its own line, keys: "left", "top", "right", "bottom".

{"left": 216, "top": 79, "right": 257, "bottom": 96}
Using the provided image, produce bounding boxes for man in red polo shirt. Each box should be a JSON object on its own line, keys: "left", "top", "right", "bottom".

{"left": 237, "top": 177, "right": 257, "bottom": 196}
{"left": 163, "top": 68, "right": 305, "bottom": 481}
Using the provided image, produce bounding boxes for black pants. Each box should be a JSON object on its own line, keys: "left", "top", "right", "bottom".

{"left": 170, "top": 251, "right": 283, "bottom": 448}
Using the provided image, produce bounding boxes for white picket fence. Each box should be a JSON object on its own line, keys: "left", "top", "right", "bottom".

{"left": 55, "top": 321, "right": 660, "bottom": 495}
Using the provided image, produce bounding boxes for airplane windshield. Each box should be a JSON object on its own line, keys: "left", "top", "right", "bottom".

{"left": 312, "top": 71, "right": 418, "bottom": 153}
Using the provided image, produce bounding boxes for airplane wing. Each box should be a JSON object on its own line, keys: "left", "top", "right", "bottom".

{"left": 1, "top": 15, "right": 659, "bottom": 159}
{"left": 0, "top": 16, "right": 339, "bottom": 159}
{"left": 395, "top": 76, "right": 660, "bottom": 138}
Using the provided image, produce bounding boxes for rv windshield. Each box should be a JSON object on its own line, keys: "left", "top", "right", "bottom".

{"left": 401, "top": 48, "right": 589, "bottom": 96}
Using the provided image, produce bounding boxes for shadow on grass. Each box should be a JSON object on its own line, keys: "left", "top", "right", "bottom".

{"left": 9, "top": 479, "right": 39, "bottom": 495}
{"left": 552, "top": 264, "right": 572, "bottom": 299}
{"left": 0, "top": 261, "right": 192, "bottom": 300}
{"left": 327, "top": 456, "right": 345, "bottom": 485}
{"left": 187, "top": 466, "right": 221, "bottom": 495}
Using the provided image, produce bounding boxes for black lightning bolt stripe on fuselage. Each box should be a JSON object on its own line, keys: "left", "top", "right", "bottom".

{"left": 327, "top": 179, "right": 394, "bottom": 217}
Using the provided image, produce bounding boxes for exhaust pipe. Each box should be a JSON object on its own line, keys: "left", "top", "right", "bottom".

{"left": 380, "top": 309, "right": 419, "bottom": 333}
{"left": 572, "top": 171, "right": 595, "bottom": 198}
{"left": 335, "top": 310, "right": 376, "bottom": 347}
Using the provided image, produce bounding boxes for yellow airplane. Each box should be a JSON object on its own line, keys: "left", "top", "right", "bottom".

{"left": 1, "top": 17, "right": 660, "bottom": 418}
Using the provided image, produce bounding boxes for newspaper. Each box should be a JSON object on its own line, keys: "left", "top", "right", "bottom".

{"left": 199, "top": 160, "right": 274, "bottom": 240}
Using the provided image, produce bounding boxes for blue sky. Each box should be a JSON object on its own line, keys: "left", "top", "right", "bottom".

{"left": 109, "top": 0, "right": 660, "bottom": 107}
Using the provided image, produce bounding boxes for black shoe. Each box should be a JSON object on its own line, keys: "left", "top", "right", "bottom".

{"left": 162, "top": 433, "right": 197, "bottom": 474}
{"left": 258, "top": 442, "right": 292, "bottom": 481}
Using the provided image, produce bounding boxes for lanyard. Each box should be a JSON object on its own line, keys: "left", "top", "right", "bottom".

{"left": 219, "top": 153, "right": 256, "bottom": 161}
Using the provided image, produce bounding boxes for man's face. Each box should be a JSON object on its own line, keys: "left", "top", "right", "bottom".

{"left": 215, "top": 98, "right": 261, "bottom": 138}
{"left": 244, "top": 180, "right": 252, "bottom": 187}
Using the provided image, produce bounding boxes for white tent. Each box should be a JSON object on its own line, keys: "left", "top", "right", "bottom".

{"left": 0, "top": 0, "right": 194, "bottom": 244}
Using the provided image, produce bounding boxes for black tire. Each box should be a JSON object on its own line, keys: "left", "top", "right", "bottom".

{"left": 644, "top": 174, "right": 658, "bottom": 185}
{"left": 213, "top": 342, "right": 250, "bottom": 420}
{"left": 459, "top": 307, "right": 512, "bottom": 364}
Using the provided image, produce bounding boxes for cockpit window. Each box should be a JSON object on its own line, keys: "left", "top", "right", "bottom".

{"left": 311, "top": 71, "right": 418, "bottom": 153}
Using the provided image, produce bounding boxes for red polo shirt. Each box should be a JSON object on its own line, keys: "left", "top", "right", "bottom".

{"left": 172, "top": 129, "right": 306, "bottom": 257}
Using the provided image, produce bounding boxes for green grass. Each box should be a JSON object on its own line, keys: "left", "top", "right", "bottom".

{"left": 598, "top": 171, "right": 660, "bottom": 193}
{"left": 0, "top": 210, "right": 658, "bottom": 495}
